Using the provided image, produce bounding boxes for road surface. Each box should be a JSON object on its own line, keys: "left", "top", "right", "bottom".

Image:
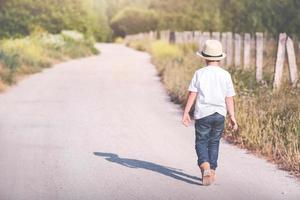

{"left": 0, "top": 43, "right": 299, "bottom": 200}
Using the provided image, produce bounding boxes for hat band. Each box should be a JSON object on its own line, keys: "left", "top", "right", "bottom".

{"left": 201, "top": 51, "right": 223, "bottom": 57}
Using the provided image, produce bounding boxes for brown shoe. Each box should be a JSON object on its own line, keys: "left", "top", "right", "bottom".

{"left": 200, "top": 162, "right": 211, "bottom": 186}
{"left": 210, "top": 169, "right": 216, "bottom": 183}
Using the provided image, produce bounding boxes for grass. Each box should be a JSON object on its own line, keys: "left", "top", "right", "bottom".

{"left": 228, "top": 69, "right": 300, "bottom": 173}
{"left": 0, "top": 30, "right": 99, "bottom": 87}
{"left": 115, "top": 37, "right": 125, "bottom": 44}
{"left": 126, "top": 38, "right": 300, "bottom": 175}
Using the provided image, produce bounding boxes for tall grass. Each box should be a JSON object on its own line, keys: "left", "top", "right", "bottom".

{"left": 127, "top": 39, "right": 300, "bottom": 175}
{"left": 0, "top": 30, "right": 99, "bottom": 88}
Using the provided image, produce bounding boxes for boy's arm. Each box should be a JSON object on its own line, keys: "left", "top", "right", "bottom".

{"left": 182, "top": 91, "right": 197, "bottom": 127}
{"left": 225, "top": 96, "right": 238, "bottom": 131}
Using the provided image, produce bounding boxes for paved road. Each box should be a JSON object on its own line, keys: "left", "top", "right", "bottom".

{"left": 0, "top": 43, "right": 299, "bottom": 200}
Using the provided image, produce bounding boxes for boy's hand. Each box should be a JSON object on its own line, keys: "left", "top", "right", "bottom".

{"left": 228, "top": 115, "right": 238, "bottom": 131}
{"left": 182, "top": 113, "right": 191, "bottom": 127}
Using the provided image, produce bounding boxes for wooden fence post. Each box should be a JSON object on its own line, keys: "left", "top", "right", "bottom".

{"left": 169, "top": 31, "right": 176, "bottom": 43}
{"left": 273, "top": 33, "right": 287, "bottom": 89}
{"left": 166, "top": 30, "right": 170, "bottom": 42}
{"left": 199, "top": 32, "right": 211, "bottom": 51}
{"left": 251, "top": 36, "right": 256, "bottom": 66}
{"left": 188, "top": 31, "right": 194, "bottom": 43}
{"left": 160, "top": 31, "right": 168, "bottom": 41}
{"left": 256, "top": 32, "right": 264, "bottom": 82}
{"left": 175, "top": 32, "right": 182, "bottom": 44}
{"left": 182, "top": 31, "right": 187, "bottom": 43}
{"left": 212, "top": 32, "right": 220, "bottom": 41}
{"left": 138, "top": 33, "right": 143, "bottom": 40}
{"left": 226, "top": 32, "right": 233, "bottom": 66}
{"left": 286, "top": 37, "right": 298, "bottom": 87}
{"left": 243, "top": 33, "right": 251, "bottom": 69}
{"left": 160, "top": 30, "right": 169, "bottom": 42}
{"left": 144, "top": 32, "right": 149, "bottom": 40}
{"left": 193, "top": 31, "right": 201, "bottom": 44}
{"left": 202, "top": 32, "right": 211, "bottom": 42}
{"left": 221, "top": 32, "right": 227, "bottom": 66}
{"left": 153, "top": 31, "right": 157, "bottom": 40}
{"left": 183, "top": 31, "right": 193, "bottom": 43}
{"left": 149, "top": 31, "right": 154, "bottom": 41}
{"left": 234, "top": 33, "right": 241, "bottom": 67}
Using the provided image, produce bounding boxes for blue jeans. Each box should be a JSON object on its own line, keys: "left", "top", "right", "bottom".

{"left": 194, "top": 112, "right": 225, "bottom": 170}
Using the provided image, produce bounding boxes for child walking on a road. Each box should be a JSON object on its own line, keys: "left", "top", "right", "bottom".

{"left": 182, "top": 40, "right": 238, "bottom": 186}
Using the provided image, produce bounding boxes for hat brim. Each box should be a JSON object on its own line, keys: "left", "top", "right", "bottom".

{"left": 196, "top": 51, "right": 226, "bottom": 61}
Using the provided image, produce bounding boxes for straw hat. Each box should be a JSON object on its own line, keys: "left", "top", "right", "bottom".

{"left": 196, "top": 40, "right": 226, "bottom": 61}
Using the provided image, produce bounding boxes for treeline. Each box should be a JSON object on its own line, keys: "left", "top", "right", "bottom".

{"left": 107, "top": 0, "right": 300, "bottom": 38}
{"left": 1, "top": 0, "right": 299, "bottom": 41}
{"left": 0, "top": 0, "right": 111, "bottom": 41}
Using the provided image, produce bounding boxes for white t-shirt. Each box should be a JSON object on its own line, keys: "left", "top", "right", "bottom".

{"left": 188, "top": 65, "right": 236, "bottom": 119}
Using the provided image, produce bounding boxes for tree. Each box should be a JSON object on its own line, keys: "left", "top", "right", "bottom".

{"left": 110, "top": 7, "right": 159, "bottom": 37}
{"left": 105, "top": 0, "right": 151, "bottom": 20}
{"left": 0, "top": 0, "right": 111, "bottom": 41}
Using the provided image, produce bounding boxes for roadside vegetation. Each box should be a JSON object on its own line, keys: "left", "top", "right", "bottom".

{"left": 126, "top": 38, "right": 300, "bottom": 175}
{"left": 0, "top": 30, "right": 98, "bottom": 91}
{"left": 0, "top": 0, "right": 108, "bottom": 91}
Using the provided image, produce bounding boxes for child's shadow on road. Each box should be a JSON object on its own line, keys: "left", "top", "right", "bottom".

{"left": 93, "top": 152, "right": 201, "bottom": 185}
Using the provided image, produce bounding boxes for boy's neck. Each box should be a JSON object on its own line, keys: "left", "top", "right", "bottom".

{"left": 206, "top": 60, "right": 220, "bottom": 67}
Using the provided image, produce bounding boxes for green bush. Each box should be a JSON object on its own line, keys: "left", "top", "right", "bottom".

{"left": 115, "top": 37, "right": 125, "bottom": 44}
{"left": 150, "top": 40, "right": 182, "bottom": 60}
{"left": 4, "top": 38, "right": 50, "bottom": 67}
{"left": 61, "top": 30, "right": 84, "bottom": 43}
{"left": 127, "top": 39, "right": 151, "bottom": 52}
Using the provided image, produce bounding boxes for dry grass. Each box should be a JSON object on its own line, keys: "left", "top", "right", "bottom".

{"left": 115, "top": 37, "right": 125, "bottom": 44}
{"left": 127, "top": 39, "right": 300, "bottom": 175}
{"left": 227, "top": 69, "right": 300, "bottom": 173}
{"left": 0, "top": 31, "right": 98, "bottom": 88}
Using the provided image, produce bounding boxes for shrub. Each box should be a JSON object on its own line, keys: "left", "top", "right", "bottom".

{"left": 127, "top": 39, "right": 151, "bottom": 52}
{"left": 115, "top": 37, "right": 124, "bottom": 44}
{"left": 0, "top": 30, "right": 98, "bottom": 86}
{"left": 41, "top": 33, "right": 66, "bottom": 50}
{"left": 61, "top": 30, "right": 84, "bottom": 42}
{"left": 1, "top": 37, "right": 50, "bottom": 68}
{"left": 150, "top": 40, "right": 182, "bottom": 60}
